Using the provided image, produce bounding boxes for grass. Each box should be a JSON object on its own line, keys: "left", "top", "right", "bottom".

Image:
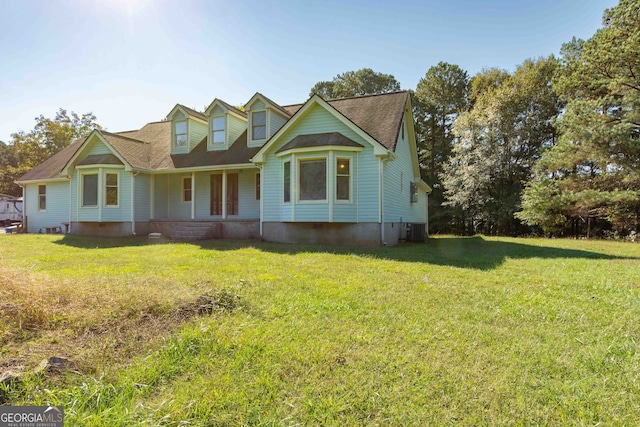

{"left": 1, "top": 234, "right": 639, "bottom": 425}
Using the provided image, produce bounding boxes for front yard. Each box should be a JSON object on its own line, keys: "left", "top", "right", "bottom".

{"left": 1, "top": 235, "right": 639, "bottom": 425}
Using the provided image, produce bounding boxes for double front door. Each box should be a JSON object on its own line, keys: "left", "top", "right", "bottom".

{"left": 210, "top": 173, "right": 238, "bottom": 216}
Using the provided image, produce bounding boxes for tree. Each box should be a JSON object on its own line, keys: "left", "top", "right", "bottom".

{"left": 443, "top": 58, "right": 561, "bottom": 235}
{"left": 518, "top": 0, "right": 640, "bottom": 237}
{"left": 0, "top": 109, "right": 102, "bottom": 196}
{"left": 412, "top": 62, "right": 470, "bottom": 232}
{"left": 309, "top": 68, "right": 401, "bottom": 99}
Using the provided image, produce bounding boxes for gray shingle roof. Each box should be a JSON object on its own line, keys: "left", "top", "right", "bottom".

{"left": 276, "top": 132, "right": 363, "bottom": 153}
{"left": 18, "top": 91, "right": 409, "bottom": 181}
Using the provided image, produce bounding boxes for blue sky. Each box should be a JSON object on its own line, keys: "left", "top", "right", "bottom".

{"left": 0, "top": 0, "right": 617, "bottom": 143}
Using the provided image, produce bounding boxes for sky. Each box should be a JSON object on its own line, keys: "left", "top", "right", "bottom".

{"left": 0, "top": 0, "right": 618, "bottom": 143}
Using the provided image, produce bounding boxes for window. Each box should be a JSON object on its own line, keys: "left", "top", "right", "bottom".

{"left": 105, "top": 173, "right": 118, "bottom": 206}
{"left": 38, "top": 185, "right": 46, "bottom": 211}
{"left": 410, "top": 182, "right": 419, "bottom": 203}
{"left": 299, "top": 159, "right": 326, "bottom": 201}
{"left": 82, "top": 174, "right": 98, "bottom": 207}
{"left": 252, "top": 111, "right": 266, "bottom": 140}
{"left": 175, "top": 121, "right": 187, "bottom": 147}
{"left": 283, "top": 161, "right": 290, "bottom": 203}
{"left": 255, "top": 172, "right": 260, "bottom": 200}
{"left": 212, "top": 117, "right": 225, "bottom": 144}
{"left": 336, "top": 158, "right": 350, "bottom": 201}
{"left": 183, "top": 177, "right": 192, "bottom": 203}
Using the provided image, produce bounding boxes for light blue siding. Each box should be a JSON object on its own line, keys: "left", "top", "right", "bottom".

{"left": 84, "top": 138, "right": 113, "bottom": 157}
{"left": 227, "top": 115, "right": 247, "bottom": 147}
{"left": 153, "top": 175, "right": 169, "bottom": 220}
{"left": 261, "top": 103, "right": 380, "bottom": 224}
{"left": 383, "top": 115, "right": 427, "bottom": 224}
{"left": 24, "top": 181, "right": 70, "bottom": 233}
{"left": 211, "top": 106, "right": 225, "bottom": 116}
{"left": 237, "top": 170, "right": 260, "bottom": 219}
{"left": 270, "top": 112, "right": 287, "bottom": 138}
{"left": 189, "top": 119, "right": 207, "bottom": 151}
{"left": 167, "top": 174, "right": 192, "bottom": 219}
{"left": 252, "top": 100, "right": 266, "bottom": 110}
{"left": 135, "top": 173, "right": 151, "bottom": 222}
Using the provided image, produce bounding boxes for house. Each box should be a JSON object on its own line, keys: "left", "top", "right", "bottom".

{"left": 16, "top": 91, "right": 431, "bottom": 245}
{"left": 0, "top": 193, "right": 23, "bottom": 226}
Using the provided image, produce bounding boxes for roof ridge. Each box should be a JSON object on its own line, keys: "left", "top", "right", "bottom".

{"left": 324, "top": 90, "right": 409, "bottom": 103}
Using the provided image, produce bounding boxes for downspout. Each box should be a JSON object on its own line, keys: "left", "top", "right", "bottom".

{"left": 379, "top": 157, "right": 386, "bottom": 245}
{"left": 131, "top": 171, "right": 136, "bottom": 235}
{"left": 68, "top": 176, "right": 72, "bottom": 234}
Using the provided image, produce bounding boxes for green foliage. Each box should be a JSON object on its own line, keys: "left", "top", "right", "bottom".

{"left": 443, "top": 58, "right": 561, "bottom": 235}
{"left": 521, "top": 0, "right": 640, "bottom": 236}
{"left": 413, "top": 62, "right": 470, "bottom": 232}
{"left": 0, "top": 109, "right": 101, "bottom": 196}
{"left": 2, "top": 235, "right": 640, "bottom": 425}
{"left": 309, "top": 68, "right": 401, "bottom": 99}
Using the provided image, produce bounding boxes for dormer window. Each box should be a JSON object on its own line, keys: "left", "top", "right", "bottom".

{"left": 252, "top": 111, "right": 266, "bottom": 140}
{"left": 175, "top": 121, "right": 187, "bottom": 147}
{"left": 212, "top": 117, "right": 225, "bottom": 144}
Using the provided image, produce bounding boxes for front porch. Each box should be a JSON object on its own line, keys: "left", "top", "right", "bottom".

{"left": 149, "top": 218, "right": 260, "bottom": 241}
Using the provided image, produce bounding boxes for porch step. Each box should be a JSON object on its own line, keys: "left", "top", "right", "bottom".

{"left": 154, "top": 222, "right": 223, "bottom": 241}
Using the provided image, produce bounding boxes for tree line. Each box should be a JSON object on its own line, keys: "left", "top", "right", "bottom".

{"left": 311, "top": 0, "right": 639, "bottom": 239}
{"left": 1, "top": 0, "right": 637, "bottom": 239}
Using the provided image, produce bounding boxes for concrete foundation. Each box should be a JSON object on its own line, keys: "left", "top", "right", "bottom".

{"left": 262, "top": 222, "right": 387, "bottom": 246}
{"left": 70, "top": 221, "right": 148, "bottom": 237}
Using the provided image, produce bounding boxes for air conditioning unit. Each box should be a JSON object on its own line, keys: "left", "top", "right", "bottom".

{"left": 406, "top": 223, "right": 426, "bottom": 242}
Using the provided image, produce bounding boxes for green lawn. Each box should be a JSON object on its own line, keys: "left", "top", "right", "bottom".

{"left": 1, "top": 235, "right": 639, "bottom": 425}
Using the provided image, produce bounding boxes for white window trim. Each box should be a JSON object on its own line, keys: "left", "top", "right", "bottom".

{"left": 182, "top": 176, "right": 193, "bottom": 203}
{"left": 210, "top": 115, "right": 226, "bottom": 147}
{"left": 297, "top": 156, "right": 328, "bottom": 204}
{"left": 335, "top": 156, "right": 353, "bottom": 204}
{"left": 80, "top": 172, "right": 99, "bottom": 209}
{"left": 174, "top": 120, "right": 188, "bottom": 148}
{"left": 37, "top": 184, "right": 46, "bottom": 212}
{"left": 104, "top": 172, "right": 119, "bottom": 208}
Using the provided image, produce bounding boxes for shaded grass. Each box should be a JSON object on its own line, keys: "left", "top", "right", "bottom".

{"left": 1, "top": 234, "right": 640, "bottom": 425}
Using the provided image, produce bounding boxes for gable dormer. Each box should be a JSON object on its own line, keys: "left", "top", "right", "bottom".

{"left": 166, "top": 104, "right": 208, "bottom": 154}
{"left": 245, "top": 93, "right": 290, "bottom": 148}
{"left": 204, "top": 99, "right": 248, "bottom": 151}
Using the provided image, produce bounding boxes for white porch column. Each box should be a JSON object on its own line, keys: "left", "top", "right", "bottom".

{"left": 131, "top": 172, "right": 136, "bottom": 235}
{"left": 191, "top": 172, "right": 195, "bottom": 220}
{"left": 150, "top": 174, "right": 155, "bottom": 220}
